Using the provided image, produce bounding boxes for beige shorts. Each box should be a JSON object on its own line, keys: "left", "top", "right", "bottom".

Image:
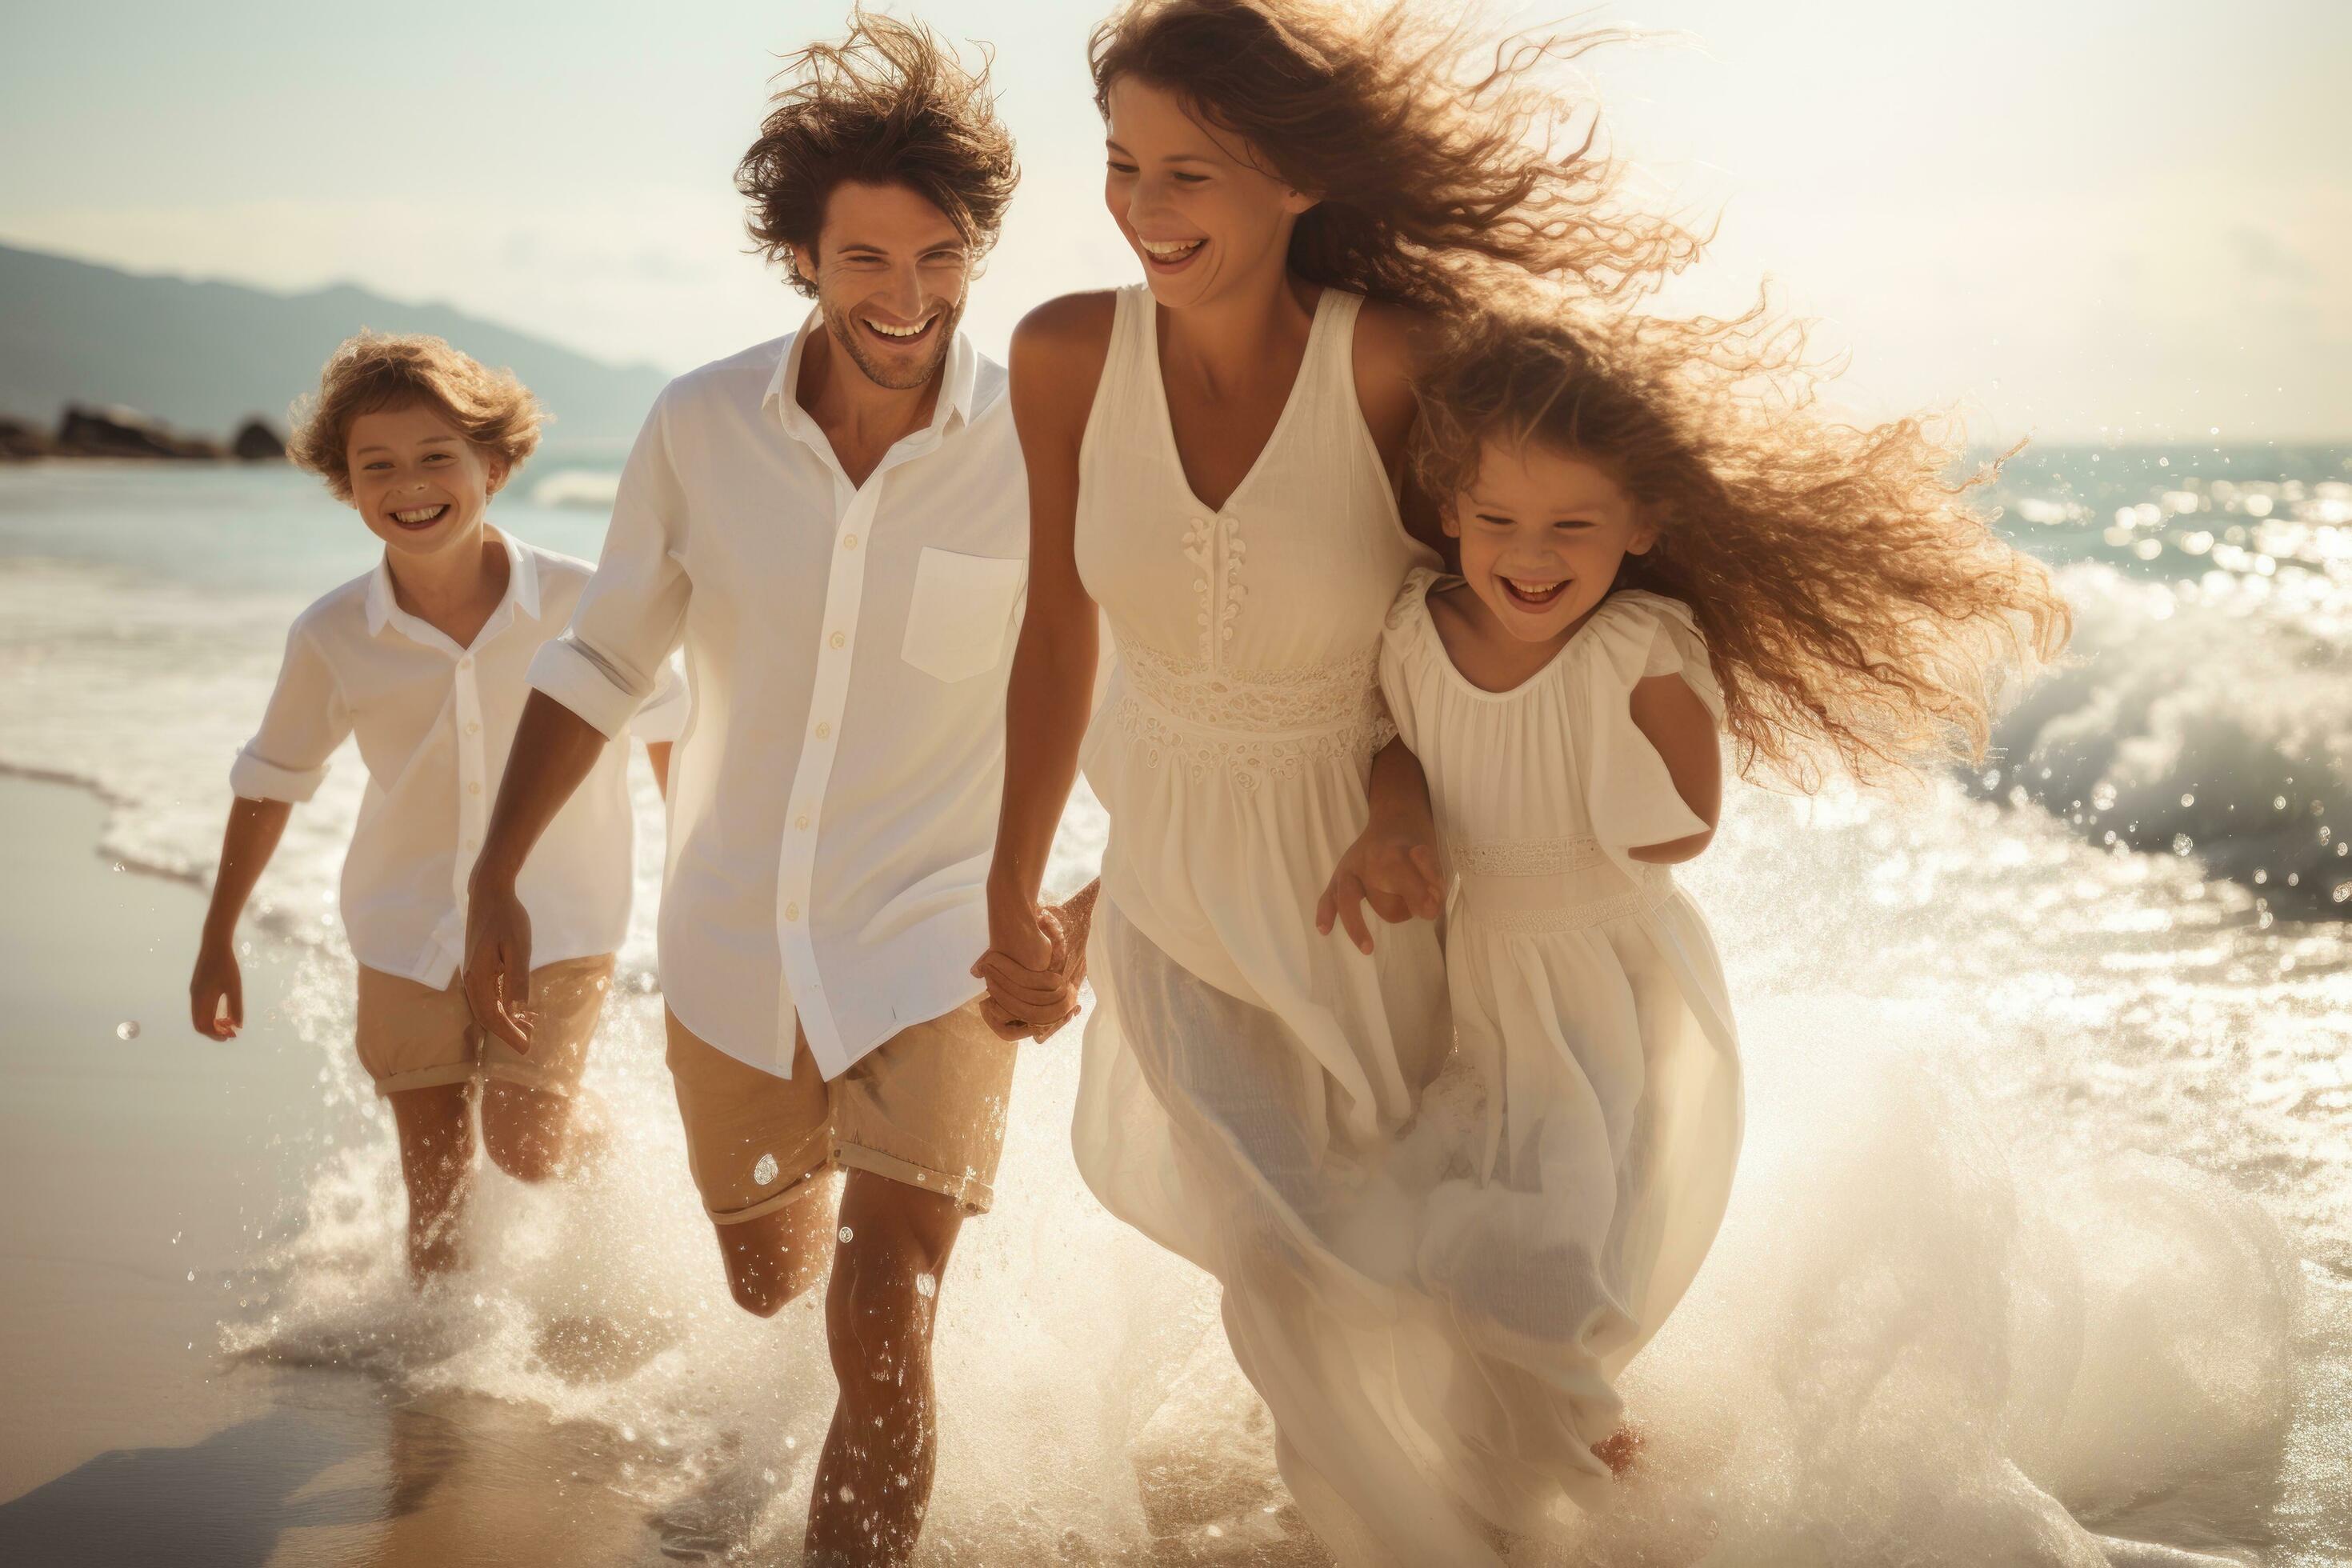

{"left": 354, "top": 954, "right": 615, "bottom": 1099}
{"left": 664, "top": 1001, "right": 1017, "bottom": 1225}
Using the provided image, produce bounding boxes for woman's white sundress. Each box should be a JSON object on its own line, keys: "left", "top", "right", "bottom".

{"left": 1070, "top": 284, "right": 1495, "bottom": 1564}
{"left": 1378, "top": 565, "right": 1745, "bottom": 1531}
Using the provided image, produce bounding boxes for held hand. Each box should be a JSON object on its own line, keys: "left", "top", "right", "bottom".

{"left": 974, "top": 886, "right": 1084, "bottom": 1042}
{"left": 189, "top": 938, "right": 244, "bottom": 1040}
{"left": 462, "top": 877, "right": 536, "bottom": 1053}
{"left": 1315, "top": 823, "right": 1445, "bottom": 956}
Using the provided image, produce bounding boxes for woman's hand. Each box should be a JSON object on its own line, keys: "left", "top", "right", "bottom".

{"left": 974, "top": 881, "right": 1086, "bottom": 1042}
{"left": 189, "top": 937, "right": 244, "bottom": 1040}
{"left": 1315, "top": 822, "right": 1445, "bottom": 956}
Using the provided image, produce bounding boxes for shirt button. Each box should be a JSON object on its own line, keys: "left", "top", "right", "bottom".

{"left": 465, "top": 721, "right": 481, "bottom": 735}
{"left": 467, "top": 781, "right": 482, "bottom": 795}
{"left": 814, "top": 721, "right": 832, "bottom": 740}
{"left": 829, "top": 631, "right": 846, "bottom": 650}
{"left": 785, "top": 902, "right": 799, "bottom": 922}
{"left": 842, "top": 534, "right": 858, "bottom": 551}
{"left": 458, "top": 656, "right": 472, "bottom": 670}
{"left": 462, "top": 837, "right": 478, "bottom": 850}
{"left": 796, "top": 814, "right": 810, "bottom": 830}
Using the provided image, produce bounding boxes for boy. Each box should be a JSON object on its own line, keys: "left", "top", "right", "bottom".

{"left": 188, "top": 331, "right": 683, "bottom": 1281}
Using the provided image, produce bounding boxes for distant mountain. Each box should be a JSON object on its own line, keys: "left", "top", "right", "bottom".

{"left": 0, "top": 242, "right": 669, "bottom": 461}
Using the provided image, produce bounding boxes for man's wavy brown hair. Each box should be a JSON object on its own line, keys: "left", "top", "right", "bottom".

{"left": 1089, "top": 0, "right": 1697, "bottom": 311}
{"left": 738, "top": 12, "right": 1018, "bottom": 299}
{"left": 1413, "top": 294, "right": 2073, "bottom": 789}
{"left": 289, "top": 331, "right": 542, "bottom": 502}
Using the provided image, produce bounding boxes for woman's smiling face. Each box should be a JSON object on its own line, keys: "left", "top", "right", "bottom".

{"left": 1102, "top": 76, "right": 1317, "bottom": 310}
{"left": 1448, "top": 438, "right": 1658, "bottom": 644}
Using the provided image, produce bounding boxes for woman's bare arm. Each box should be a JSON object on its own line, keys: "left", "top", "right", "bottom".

{"left": 976, "top": 293, "right": 1118, "bottom": 1037}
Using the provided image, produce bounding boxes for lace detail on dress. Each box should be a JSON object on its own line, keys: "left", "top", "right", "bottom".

{"left": 1108, "top": 644, "right": 1390, "bottom": 786}
{"left": 1450, "top": 838, "right": 1673, "bottom": 934}
{"left": 1452, "top": 836, "right": 1606, "bottom": 877}
{"left": 1181, "top": 514, "right": 1250, "bottom": 663}
{"left": 1462, "top": 886, "right": 1669, "bottom": 935}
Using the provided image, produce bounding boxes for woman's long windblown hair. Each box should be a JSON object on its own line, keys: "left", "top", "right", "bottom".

{"left": 1089, "top": 0, "right": 1698, "bottom": 310}
{"left": 1413, "top": 293, "right": 2074, "bottom": 790}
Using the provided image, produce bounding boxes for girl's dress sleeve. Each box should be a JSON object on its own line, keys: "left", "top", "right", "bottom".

{"left": 1377, "top": 566, "right": 1446, "bottom": 759}
{"left": 1579, "top": 591, "right": 1721, "bottom": 876}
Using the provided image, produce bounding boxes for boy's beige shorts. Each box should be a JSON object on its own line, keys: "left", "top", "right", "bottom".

{"left": 663, "top": 1000, "right": 1016, "bottom": 1224}
{"left": 354, "top": 954, "right": 615, "bottom": 1098}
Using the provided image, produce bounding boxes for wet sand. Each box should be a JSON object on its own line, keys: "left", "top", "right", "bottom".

{"left": 0, "top": 776, "right": 674, "bottom": 1566}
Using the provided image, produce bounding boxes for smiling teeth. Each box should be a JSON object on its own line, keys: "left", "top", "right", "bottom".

{"left": 1142, "top": 238, "right": 1204, "bottom": 258}
{"left": 1505, "top": 578, "right": 1566, "bottom": 601}
{"left": 393, "top": 506, "right": 446, "bottom": 524}
{"left": 866, "top": 317, "right": 933, "bottom": 338}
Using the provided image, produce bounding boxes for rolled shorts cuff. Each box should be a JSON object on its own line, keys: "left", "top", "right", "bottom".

{"left": 371, "top": 1062, "right": 480, "bottom": 1098}
{"left": 835, "top": 1140, "right": 997, "bottom": 1216}
{"left": 705, "top": 1153, "right": 836, "bottom": 1226}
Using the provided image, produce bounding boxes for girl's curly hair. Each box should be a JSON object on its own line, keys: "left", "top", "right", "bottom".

{"left": 1089, "top": 0, "right": 1698, "bottom": 312}
{"left": 1413, "top": 294, "right": 2073, "bottom": 789}
{"left": 738, "top": 12, "right": 1018, "bottom": 298}
{"left": 289, "top": 331, "right": 542, "bottom": 502}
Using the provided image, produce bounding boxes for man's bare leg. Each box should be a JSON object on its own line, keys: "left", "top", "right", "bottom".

{"left": 386, "top": 1082, "right": 475, "bottom": 1281}
{"left": 712, "top": 1171, "right": 841, "bottom": 1318}
{"left": 804, "top": 1170, "right": 964, "bottom": 1567}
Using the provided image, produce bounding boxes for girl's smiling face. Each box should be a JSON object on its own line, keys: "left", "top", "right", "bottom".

{"left": 1447, "top": 438, "right": 1657, "bottom": 644}
{"left": 1102, "top": 75, "right": 1318, "bottom": 310}
{"left": 345, "top": 402, "right": 504, "bottom": 562}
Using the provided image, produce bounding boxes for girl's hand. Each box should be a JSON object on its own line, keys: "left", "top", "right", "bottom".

{"left": 190, "top": 938, "right": 243, "bottom": 1040}
{"left": 1316, "top": 823, "right": 1445, "bottom": 956}
{"left": 974, "top": 884, "right": 1082, "bottom": 1042}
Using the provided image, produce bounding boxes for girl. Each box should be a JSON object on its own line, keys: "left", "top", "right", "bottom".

{"left": 1354, "top": 294, "right": 2071, "bottom": 1534}
{"left": 978, "top": 1, "right": 1694, "bottom": 1562}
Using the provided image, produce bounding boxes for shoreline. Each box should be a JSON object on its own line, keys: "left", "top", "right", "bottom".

{"left": 0, "top": 774, "right": 677, "bottom": 1566}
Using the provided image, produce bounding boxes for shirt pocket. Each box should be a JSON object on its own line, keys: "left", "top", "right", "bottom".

{"left": 901, "top": 547, "right": 1026, "bottom": 684}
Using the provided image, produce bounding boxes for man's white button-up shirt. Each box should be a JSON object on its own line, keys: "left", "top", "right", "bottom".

{"left": 526, "top": 317, "right": 1029, "bottom": 1081}
{"left": 233, "top": 531, "right": 686, "bottom": 988}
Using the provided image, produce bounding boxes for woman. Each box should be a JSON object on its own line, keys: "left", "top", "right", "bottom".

{"left": 978, "top": 2, "right": 1693, "bottom": 1558}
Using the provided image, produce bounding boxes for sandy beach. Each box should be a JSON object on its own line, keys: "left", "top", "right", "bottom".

{"left": 0, "top": 775, "right": 682, "bottom": 1567}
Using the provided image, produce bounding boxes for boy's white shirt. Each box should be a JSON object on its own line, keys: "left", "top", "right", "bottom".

{"left": 526, "top": 315, "right": 1030, "bottom": 1082}
{"left": 232, "top": 530, "right": 686, "bottom": 989}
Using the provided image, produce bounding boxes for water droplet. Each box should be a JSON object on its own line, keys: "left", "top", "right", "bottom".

{"left": 838, "top": 1485, "right": 856, "bottom": 1503}
{"left": 785, "top": 1435, "right": 797, "bottom": 1450}
{"left": 753, "top": 1152, "right": 779, "bottom": 1186}
{"left": 914, "top": 1274, "right": 936, "bottom": 1299}
{"left": 762, "top": 1469, "right": 778, "bottom": 1486}
{"left": 473, "top": 1293, "right": 485, "bottom": 1308}
{"left": 185, "top": 1270, "right": 194, "bottom": 1282}
{"left": 838, "top": 1226, "right": 854, "bottom": 1244}
{"left": 115, "top": 1021, "right": 140, "bottom": 1041}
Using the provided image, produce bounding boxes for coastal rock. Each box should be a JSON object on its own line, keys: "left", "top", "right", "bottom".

{"left": 56, "top": 404, "right": 222, "bottom": 460}
{"left": 232, "top": 418, "right": 288, "bottom": 462}
{"left": 0, "top": 417, "right": 54, "bottom": 459}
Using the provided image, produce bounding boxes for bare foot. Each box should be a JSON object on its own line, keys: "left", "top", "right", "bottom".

{"left": 1592, "top": 1424, "right": 1643, "bottom": 1478}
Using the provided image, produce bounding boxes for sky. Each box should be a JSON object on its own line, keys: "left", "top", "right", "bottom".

{"left": 4, "top": 0, "right": 2347, "bottom": 444}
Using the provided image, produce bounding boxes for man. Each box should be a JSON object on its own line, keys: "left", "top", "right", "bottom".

{"left": 462, "top": 18, "right": 1084, "bottom": 1564}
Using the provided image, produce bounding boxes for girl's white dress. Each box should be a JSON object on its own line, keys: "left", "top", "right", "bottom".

{"left": 1377, "top": 565, "right": 1744, "bottom": 1530}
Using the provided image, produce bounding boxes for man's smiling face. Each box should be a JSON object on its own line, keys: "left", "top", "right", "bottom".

{"left": 794, "top": 180, "right": 973, "bottom": 392}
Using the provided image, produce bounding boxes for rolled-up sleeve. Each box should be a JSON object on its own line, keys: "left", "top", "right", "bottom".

{"left": 529, "top": 393, "right": 693, "bottom": 739}
{"left": 230, "top": 621, "right": 350, "bottom": 803}
{"left": 630, "top": 654, "right": 691, "bottom": 744}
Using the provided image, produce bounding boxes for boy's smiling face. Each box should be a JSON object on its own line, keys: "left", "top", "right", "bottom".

{"left": 345, "top": 402, "right": 505, "bottom": 562}
{"left": 1447, "top": 438, "right": 1658, "bottom": 644}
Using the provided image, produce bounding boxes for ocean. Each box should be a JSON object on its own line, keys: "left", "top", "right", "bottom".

{"left": 0, "top": 448, "right": 2346, "bottom": 1564}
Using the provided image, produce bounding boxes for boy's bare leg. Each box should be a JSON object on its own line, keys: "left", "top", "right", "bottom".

{"left": 714, "top": 1171, "right": 841, "bottom": 1318}
{"left": 479, "top": 1080, "right": 581, "bottom": 1183}
{"left": 386, "top": 1082, "right": 476, "bottom": 1280}
{"left": 804, "top": 1170, "right": 964, "bottom": 1568}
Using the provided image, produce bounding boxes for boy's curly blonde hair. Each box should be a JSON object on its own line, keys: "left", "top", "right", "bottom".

{"left": 289, "top": 331, "right": 543, "bottom": 501}
{"left": 1413, "top": 292, "right": 2073, "bottom": 789}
